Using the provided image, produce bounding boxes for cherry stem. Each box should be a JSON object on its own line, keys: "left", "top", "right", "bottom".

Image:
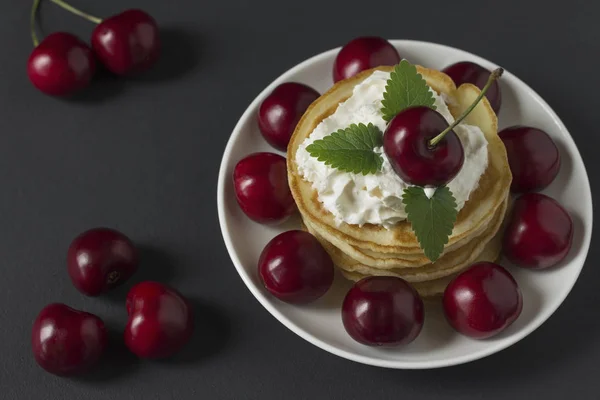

{"left": 429, "top": 68, "right": 504, "bottom": 147}
{"left": 50, "top": 0, "right": 102, "bottom": 24}
{"left": 30, "top": 0, "right": 42, "bottom": 46}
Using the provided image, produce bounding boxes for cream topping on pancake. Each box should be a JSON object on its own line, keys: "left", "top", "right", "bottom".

{"left": 295, "top": 70, "right": 488, "bottom": 228}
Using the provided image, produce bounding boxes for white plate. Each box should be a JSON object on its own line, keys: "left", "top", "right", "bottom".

{"left": 217, "top": 40, "right": 593, "bottom": 369}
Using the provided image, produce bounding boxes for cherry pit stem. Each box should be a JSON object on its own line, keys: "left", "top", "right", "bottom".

{"left": 50, "top": 0, "right": 102, "bottom": 24}
{"left": 30, "top": 0, "right": 102, "bottom": 47}
{"left": 30, "top": 0, "right": 42, "bottom": 46}
{"left": 429, "top": 68, "right": 504, "bottom": 147}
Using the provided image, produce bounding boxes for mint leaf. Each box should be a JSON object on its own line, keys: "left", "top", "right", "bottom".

{"left": 381, "top": 60, "right": 437, "bottom": 122}
{"left": 402, "top": 186, "right": 458, "bottom": 262}
{"left": 306, "top": 123, "right": 383, "bottom": 175}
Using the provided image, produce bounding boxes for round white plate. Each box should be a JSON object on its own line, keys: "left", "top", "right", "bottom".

{"left": 217, "top": 40, "right": 593, "bottom": 369}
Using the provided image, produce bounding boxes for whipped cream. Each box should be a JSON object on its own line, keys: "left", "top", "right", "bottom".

{"left": 295, "top": 70, "right": 489, "bottom": 229}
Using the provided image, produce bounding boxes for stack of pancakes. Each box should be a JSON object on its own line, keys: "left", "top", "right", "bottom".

{"left": 287, "top": 65, "right": 513, "bottom": 297}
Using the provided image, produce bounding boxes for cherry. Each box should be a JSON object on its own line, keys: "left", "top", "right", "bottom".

{"left": 258, "top": 230, "right": 334, "bottom": 304}
{"left": 258, "top": 82, "right": 320, "bottom": 151}
{"left": 503, "top": 193, "right": 573, "bottom": 269}
{"left": 384, "top": 107, "right": 465, "bottom": 186}
{"left": 383, "top": 68, "right": 503, "bottom": 186}
{"left": 499, "top": 126, "right": 561, "bottom": 193}
{"left": 443, "top": 61, "right": 502, "bottom": 114}
{"left": 443, "top": 262, "right": 523, "bottom": 339}
{"left": 31, "top": 303, "right": 107, "bottom": 376}
{"left": 67, "top": 227, "right": 139, "bottom": 296}
{"left": 233, "top": 152, "right": 296, "bottom": 224}
{"left": 48, "top": 0, "right": 160, "bottom": 75}
{"left": 91, "top": 9, "right": 161, "bottom": 75}
{"left": 125, "top": 281, "right": 194, "bottom": 359}
{"left": 27, "top": 32, "right": 96, "bottom": 96}
{"left": 333, "top": 36, "right": 400, "bottom": 82}
{"left": 342, "top": 276, "right": 424, "bottom": 346}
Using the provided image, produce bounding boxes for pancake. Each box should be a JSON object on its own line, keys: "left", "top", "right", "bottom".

{"left": 287, "top": 65, "right": 512, "bottom": 257}
{"left": 306, "top": 196, "right": 507, "bottom": 283}
{"left": 303, "top": 206, "right": 493, "bottom": 268}
{"left": 339, "top": 240, "right": 503, "bottom": 298}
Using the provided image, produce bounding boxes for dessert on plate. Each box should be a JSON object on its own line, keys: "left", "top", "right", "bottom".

{"left": 287, "top": 64, "right": 512, "bottom": 297}
{"left": 233, "top": 36, "right": 574, "bottom": 346}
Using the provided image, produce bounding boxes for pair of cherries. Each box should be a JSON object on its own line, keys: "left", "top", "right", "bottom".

{"left": 342, "top": 261, "right": 523, "bottom": 345}
{"left": 31, "top": 228, "right": 193, "bottom": 376}
{"left": 256, "top": 230, "right": 433, "bottom": 346}
{"left": 28, "top": 0, "right": 160, "bottom": 96}
{"left": 441, "top": 189, "right": 574, "bottom": 341}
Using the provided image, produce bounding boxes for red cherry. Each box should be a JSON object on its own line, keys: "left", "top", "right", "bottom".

{"left": 91, "top": 9, "right": 160, "bottom": 75}
{"left": 258, "top": 230, "right": 334, "bottom": 304}
{"left": 233, "top": 152, "right": 296, "bottom": 224}
{"left": 384, "top": 68, "right": 504, "bottom": 186}
{"left": 503, "top": 193, "right": 573, "bottom": 269}
{"left": 443, "top": 262, "right": 523, "bottom": 339}
{"left": 342, "top": 276, "right": 424, "bottom": 346}
{"left": 499, "top": 126, "right": 561, "bottom": 193}
{"left": 443, "top": 61, "right": 502, "bottom": 114}
{"left": 333, "top": 36, "right": 400, "bottom": 82}
{"left": 27, "top": 32, "right": 96, "bottom": 96}
{"left": 124, "top": 281, "right": 194, "bottom": 359}
{"left": 258, "top": 82, "right": 320, "bottom": 151}
{"left": 383, "top": 107, "right": 464, "bottom": 186}
{"left": 67, "top": 227, "right": 139, "bottom": 296}
{"left": 31, "top": 303, "right": 108, "bottom": 376}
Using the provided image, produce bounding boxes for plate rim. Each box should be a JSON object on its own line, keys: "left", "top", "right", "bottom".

{"left": 217, "top": 39, "right": 594, "bottom": 369}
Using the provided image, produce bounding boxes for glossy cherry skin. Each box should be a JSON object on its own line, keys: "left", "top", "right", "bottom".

{"left": 383, "top": 106, "right": 465, "bottom": 186}
{"left": 499, "top": 126, "right": 561, "bottom": 193}
{"left": 233, "top": 152, "right": 296, "bottom": 224}
{"left": 443, "top": 61, "right": 502, "bottom": 114}
{"left": 342, "top": 276, "right": 424, "bottom": 346}
{"left": 443, "top": 262, "right": 523, "bottom": 339}
{"left": 27, "top": 32, "right": 96, "bottom": 96}
{"left": 258, "top": 82, "right": 320, "bottom": 151}
{"left": 125, "top": 281, "right": 194, "bottom": 359}
{"left": 91, "top": 9, "right": 160, "bottom": 75}
{"left": 258, "top": 230, "right": 334, "bottom": 304}
{"left": 503, "top": 193, "right": 573, "bottom": 269}
{"left": 31, "top": 303, "right": 108, "bottom": 376}
{"left": 333, "top": 36, "right": 400, "bottom": 82}
{"left": 67, "top": 227, "right": 139, "bottom": 296}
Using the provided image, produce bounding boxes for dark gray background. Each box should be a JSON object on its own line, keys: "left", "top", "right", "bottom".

{"left": 1, "top": 0, "right": 598, "bottom": 398}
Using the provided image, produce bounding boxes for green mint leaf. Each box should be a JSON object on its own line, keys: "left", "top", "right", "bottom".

{"left": 306, "top": 123, "right": 384, "bottom": 175}
{"left": 402, "top": 186, "right": 458, "bottom": 262}
{"left": 381, "top": 60, "right": 437, "bottom": 122}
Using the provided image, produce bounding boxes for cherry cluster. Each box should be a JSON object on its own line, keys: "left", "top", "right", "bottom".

{"left": 28, "top": 0, "right": 160, "bottom": 96}
{"left": 32, "top": 228, "right": 193, "bottom": 376}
